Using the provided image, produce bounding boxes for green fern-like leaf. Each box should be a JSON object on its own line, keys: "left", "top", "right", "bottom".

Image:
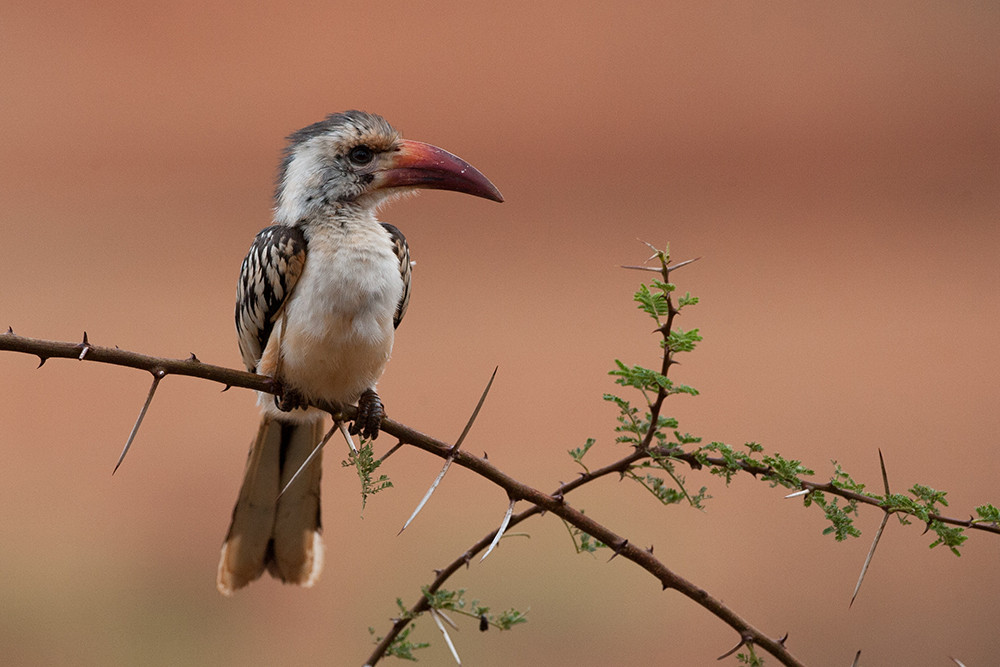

{"left": 342, "top": 442, "right": 393, "bottom": 511}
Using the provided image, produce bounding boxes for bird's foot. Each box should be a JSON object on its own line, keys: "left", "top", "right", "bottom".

{"left": 272, "top": 380, "right": 307, "bottom": 412}
{"left": 350, "top": 389, "right": 384, "bottom": 440}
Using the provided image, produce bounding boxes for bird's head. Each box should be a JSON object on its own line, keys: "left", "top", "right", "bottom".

{"left": 274, "top": 110, "right": 503, "bottom": 223}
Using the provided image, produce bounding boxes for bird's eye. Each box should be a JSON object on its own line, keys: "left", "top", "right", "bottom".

{"left": 348, "top": 145, "right": 375, "bottom": 166}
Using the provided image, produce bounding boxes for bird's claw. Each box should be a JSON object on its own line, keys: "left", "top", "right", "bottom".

{"left": 351, "top": 389, "right": 384, "bottom": 440}
{"left": 273, "top": 382, "right": 307, "bottom": 412}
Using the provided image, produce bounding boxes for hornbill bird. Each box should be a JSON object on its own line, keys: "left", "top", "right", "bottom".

{"left": 218, "top": 111, "right": 503, "bottom": 595}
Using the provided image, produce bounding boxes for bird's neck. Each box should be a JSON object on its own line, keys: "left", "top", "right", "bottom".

{"left": 277, "top": 200, "right": 379, "bottom": 231}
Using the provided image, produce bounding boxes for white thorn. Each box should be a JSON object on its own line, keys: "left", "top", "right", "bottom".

{"left": 113, "top": 374, "right": 162, "bottom": 474}
{"left": 340, "top": 421, "right": 358, "bottom": 453}
{"left": 430, "top": 609, "right": 461, "bottom": 665}
{"left": 399, "top": 457, "right": 453, "bottom": 535}
{"left": 481, "top": 498, "right": 516, "bottom": 562}
{"left": 398, "top": 367, "right": 497, "bottom": 534}
{"left": 278, "top": 422, "right": 337, "bottom": 498}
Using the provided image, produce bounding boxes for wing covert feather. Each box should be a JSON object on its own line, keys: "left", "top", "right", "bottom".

{"left": 380, "top": 222, "right": 411, "bottom": 329}
{"left": 235, "top": 225, "right": 307, "bottom": 371}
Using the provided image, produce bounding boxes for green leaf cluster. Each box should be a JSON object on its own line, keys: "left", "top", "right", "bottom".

{"left": 606, "top": 246, "right": 998, "bottom": 560}
{"left": 926, "top": 520, "right": 968, "bottom": 556}
{"left": 664, "top": 327, "right": 702, "bottom": 354}
{"left": 635, "top": 283, "right": 670, "bottom": 322}
{"left": 698, "top": 442, "right": 757, "bottom": 485}
{"left": 760, "top": 454, "right": 814, "bottom": 490}
{"left": 882, "top": 484, "right": 974, "bottom": 555}
{"left": 807, "top": 491, "right": 861, "bottom": 541}
{"left": 369, "top": 623, "right": 429, "bottom": 661}
{"left": 568, "top": 438, "right": 596, "bottom": 472}
{"left": 736, "top": 645, "right": 764, "bottom": 666}
{"left": 975, "top": 503, "right": 1000, "bottom": 524}
{"left": 342, "top": 441, "right": 392, "bottom": 511}
{"left": 423, "top": 587, "right": 528, "bottom": 631}
{"left": 609, "top": 360, "right": 698, "bottom": 398}
{"left": 562, "top": 515, "right": 607, "bottom": 554}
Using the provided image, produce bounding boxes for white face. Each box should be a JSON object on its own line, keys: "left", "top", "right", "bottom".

{"left": 274, "top": 115, "right": 403, "bottom": 224}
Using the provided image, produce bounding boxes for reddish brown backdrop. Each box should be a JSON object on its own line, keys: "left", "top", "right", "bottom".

{"left": 1, "top": 2, "right": 998, "bottom": 665}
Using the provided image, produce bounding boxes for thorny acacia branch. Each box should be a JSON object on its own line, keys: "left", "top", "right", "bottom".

{"left": 0, "top": 326, "right": 803, "bottom": 666}
{"left": 2, "top": 330, "right": 991, "bottom": 542}
{"left": 7, "top": 328, "right": 989, "bottom": 537}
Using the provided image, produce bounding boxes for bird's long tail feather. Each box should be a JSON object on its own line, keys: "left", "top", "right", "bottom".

{"left": 217, "top": 416, "right": 324, "bottom": 595}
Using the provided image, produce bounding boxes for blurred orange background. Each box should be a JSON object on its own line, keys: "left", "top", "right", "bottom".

{"left": 1, "top": 2, "right": 998, "bottom": 665}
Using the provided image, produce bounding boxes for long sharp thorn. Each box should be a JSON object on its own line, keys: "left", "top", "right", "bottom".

{"left": 398, "top": 367, "right": 498, "bottom": 535}
{"left": 480, "top": 498, "right": 516, "bottom": 562}
{"left": 666, "top": 257, "right": 701, "bottom": 273}
{"left": 77, "top": 332, "right": 90, "bottom": 359}
{"left": 878, "top": 448, "right": 890, "bottom": 495}
{"left": 850, "top": 510, "right": 891, "bottom": 607}
{"left": 399, "top": 458, "right": 453, "bottom": 535}
{"left": 785, "top": 488, "right": 810, "bottom": 499}
{"left": 950, "top": 657, "right": 967, "bottom": 667}
{"left": 848, "top": 449, "right": 894, "bottom": 607}
{"left": 113, "top": 373, "right": 162, "bottom": 474}
{"left": 338, "top": 421, "right": 358, "bottom": 453}
{"left": 436, "top": 609, "right": 460, "bottom": 631}
{"left": 851, "top": 650, "right": 862, "bottom": 667}
{"left": 378, "top": 441, "right": 404, "bottom": 463}
{"left": 638, "top": 239, "right": 661, "bottom": 258}
{"left": 716, "top": 635, "right": 748, "bottom": 661}
{"left": 608, "top": 539, "right": 629, "bottom": 562}
{"left": 451, "top": 366, "right": 498, "bottom": 454}
{"left": 620, "top": 264, "right": 664, "bottom": 273}
{"left": 430, "top": 609, "right": 462, "bottom": 665}
{"left": 278, "top": 422, "right": 337, "bottom": 498}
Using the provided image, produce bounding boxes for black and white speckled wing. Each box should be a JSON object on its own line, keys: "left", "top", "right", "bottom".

{"left": 235, "top": 225, "right": 307, "bottom": 371}
{"left": 381, "top": 222, "right": 411, "bottom": 329}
